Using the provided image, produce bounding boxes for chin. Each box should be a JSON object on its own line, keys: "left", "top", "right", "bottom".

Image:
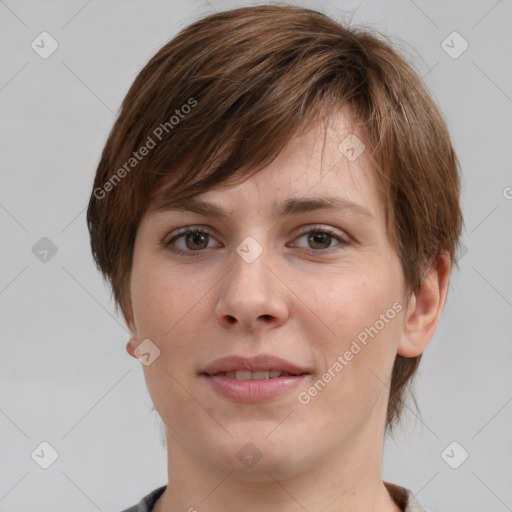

{"left": 204, "top": 429, "right": 310, "bottom": 480}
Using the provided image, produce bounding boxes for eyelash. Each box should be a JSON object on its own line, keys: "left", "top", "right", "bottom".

{"left": 162, "top": 225, "right": 351, "bottom": 257}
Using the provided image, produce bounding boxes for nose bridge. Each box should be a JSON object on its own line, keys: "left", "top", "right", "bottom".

{"left": 215, "top": 230, "right": 288, "bottom": 329}
{"left": 230, "top": 232, "right": 272, "bottom": 297}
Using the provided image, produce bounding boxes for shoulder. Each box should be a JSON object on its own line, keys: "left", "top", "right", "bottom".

{"left": 120, "top": 485, "right": 167, "bottom": 512}
{"left": 384, "top": 481, "right": 428, "bottom": 512}
{"left": 122, "top": 483, "right": 428, "bottom": 512}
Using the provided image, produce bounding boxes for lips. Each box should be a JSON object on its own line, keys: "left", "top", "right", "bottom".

{"left": 223, "top": 370, "right": 293, "bottom": 380}
{"left": 200, "top": 354, "right": 310, "bottom": 402}
{"left": 201, "top": 354, "right": 309, "bottom": 377}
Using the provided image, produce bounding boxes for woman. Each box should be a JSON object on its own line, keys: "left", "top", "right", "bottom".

{"left": 87, "top": 5, "right": 463, "bottom": 511}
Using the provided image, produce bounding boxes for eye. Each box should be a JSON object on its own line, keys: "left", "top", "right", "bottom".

{"left": 162, "top": 225, "right": 350, "bottom": 257}
{"left": 291, "top": 225, "right": 350, "bottom": 253}
{"left": 163, "top": 227, "right": 219, "bottom": 256}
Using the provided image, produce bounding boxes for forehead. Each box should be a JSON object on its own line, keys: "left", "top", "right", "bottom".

{"left": 247, "top": 112, "right": 371, "bottom": 194}
{"left": 150, "top": 109, "right": 383, "bottom": 222}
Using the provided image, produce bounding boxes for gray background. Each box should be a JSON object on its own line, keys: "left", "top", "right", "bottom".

{"left": 1, "top": 0, "right": 511, "bottom": 510}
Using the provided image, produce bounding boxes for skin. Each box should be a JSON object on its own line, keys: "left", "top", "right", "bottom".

{"left": 124, "top": 110, "right": 451, "bottom": 512}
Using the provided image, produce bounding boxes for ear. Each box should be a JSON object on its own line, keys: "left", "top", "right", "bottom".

{"left": 123, "top": 304, "right": 140, "bottom": 359}
{"left": 125, "top": 335, "right": 140, "bottom": 359}
{"left": 398, "top": 252, "right": 452, "bottom": 357}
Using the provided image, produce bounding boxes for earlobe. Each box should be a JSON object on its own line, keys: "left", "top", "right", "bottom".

{"left": 126, "top": 336, "right": 140, "bottom": 358}
{"left": 398, "top": 252, "right": 452, "bottom": 358}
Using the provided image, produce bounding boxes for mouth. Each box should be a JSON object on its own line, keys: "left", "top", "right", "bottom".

{"left": 209, "top": 369, "right": 305, "bottom": 380}
{"left": 200, "top": 354, "right": 310, "bottom": 402}
{"left": 200, "top": 353, "right": 309, "bottom": 378}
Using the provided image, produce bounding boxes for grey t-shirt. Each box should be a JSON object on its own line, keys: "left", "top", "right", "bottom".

{"left": 121, "top": 482, "right": 426, "bottom": 511}
{"left": 121, "top": 485, "right": 166, "bottom": 512}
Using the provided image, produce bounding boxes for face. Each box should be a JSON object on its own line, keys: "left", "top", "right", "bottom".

{"left": 127, "top": 111, "right": 410, "bottom": 480}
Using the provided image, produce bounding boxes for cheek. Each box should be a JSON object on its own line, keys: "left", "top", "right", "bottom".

{"left": 313, "top": 269, "right": 403, "bottom": 397}
{"left": 130, "top": 276, "right": 164, "bottom": 337}
{"left": 130, "top": 259, "right": 216, "bottom": 374}
{"left": 320, "top": 267, "right": 400, "bottom": 341}
{"left": 130, "top": 256, "right": 189, "bottom": 337}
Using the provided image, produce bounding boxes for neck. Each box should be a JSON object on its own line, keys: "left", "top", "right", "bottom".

{"left": 155, "top": 416, "right": 401, "bottom": 512}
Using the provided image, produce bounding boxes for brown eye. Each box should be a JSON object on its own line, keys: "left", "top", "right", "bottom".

{"left": 183, "top": 231, "right": 209, "bottom": 250}
{"left": 164, "top": 225, "right": 349, "bottom": 257}
{"left": 292, "top": 226, "right": 349, "bottom": 253}
{"left": 307, "top": 232, "right": 333, "bottom": 250}
{"left": 165, "top": 227, "right": 219, "bottom": 256}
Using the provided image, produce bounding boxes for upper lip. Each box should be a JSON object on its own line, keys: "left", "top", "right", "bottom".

{"left": 201, "top": 354, "right": 310, "bottom": 376}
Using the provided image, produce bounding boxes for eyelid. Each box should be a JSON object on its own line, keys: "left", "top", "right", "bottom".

{"left": 163, "top": 225, "right": 221, "bottom": 249}
{"left": 293, "top": 224, "right": 349, "bottom": 242}
{"left": 163, "top": 223, "right": 350, "bottom": 255}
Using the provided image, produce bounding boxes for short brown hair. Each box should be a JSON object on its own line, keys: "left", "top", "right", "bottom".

{"left": 87, "top": 4, "right": 463, "bottom": 430}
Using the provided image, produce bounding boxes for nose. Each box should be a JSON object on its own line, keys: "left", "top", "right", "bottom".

{"left": 215, "top": 239, "right": 289, "bottom": 333}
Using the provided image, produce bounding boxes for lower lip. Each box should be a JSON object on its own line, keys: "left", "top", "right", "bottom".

{"left": 202, "top": 374, "right": 308, "bottom": 402}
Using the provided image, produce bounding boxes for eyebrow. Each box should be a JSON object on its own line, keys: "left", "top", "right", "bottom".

{"left": 152, "top": 195, "right": 373, "bottom": 221}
